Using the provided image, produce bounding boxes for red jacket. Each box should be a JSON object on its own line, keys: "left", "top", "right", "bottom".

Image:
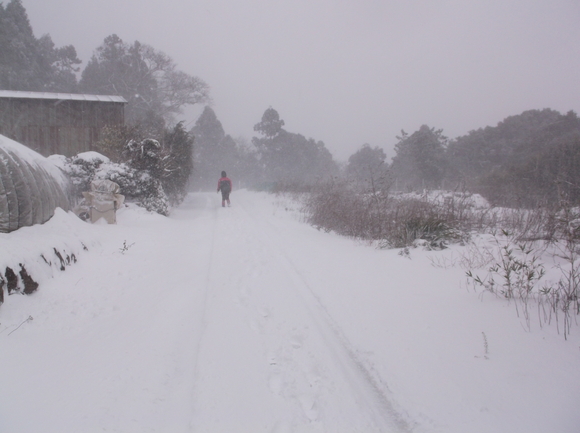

{"left": 217, "top": 177, "right": 232, "bottom": 192}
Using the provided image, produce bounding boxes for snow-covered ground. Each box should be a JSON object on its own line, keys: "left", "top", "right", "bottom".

{"left": 1, "top": 190, "right": 579, "bottom": 433}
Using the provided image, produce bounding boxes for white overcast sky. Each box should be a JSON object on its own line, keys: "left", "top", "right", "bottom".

{"left": 23, "top": 0, "right": 580, "bottom": 161}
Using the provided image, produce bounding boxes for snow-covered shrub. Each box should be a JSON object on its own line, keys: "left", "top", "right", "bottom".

{"left": 50, "top": 152, "right": 110, "bottom": 201}
{"left": 380, "top": 199, "right": 466, "bottom": 249}
{"left": 58, "top": 151, "right": 169, "bottom": 216}
{"left": 466, "top": 230, "right": 546, "bottom": 301}
{"left": 124, "top": 138, "right": 163, "bottom": 176}
{"left": 94, "top": 162, "right": 169, "bottom": 216}
{"left": 463, "top": 207, "right": 580, "bottom": 339}
{"left": 56, "top": 124, "right": 193, "bottom": 216}
{"left": 303, "top": 179, "right": 471, "bottom": 249}
{"left": 94, "top": 123, "right": 193, "bottom": 207}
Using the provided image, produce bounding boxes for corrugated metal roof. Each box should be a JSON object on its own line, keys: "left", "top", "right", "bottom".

{"left": 0, "top": 90, "right": 127, "bottom": 103}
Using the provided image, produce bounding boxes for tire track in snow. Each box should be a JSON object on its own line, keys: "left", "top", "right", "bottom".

{"left": 183, "top": 193, "right": 414, "bottom": 431}
{"left": 186, "top": 195, "right": 297, "bottom": 431}
{"left": 186, "top": 194, "right": 221, "bottom": 430}
{"left": 237, "top": 197, "right": 414, "bottom": 433}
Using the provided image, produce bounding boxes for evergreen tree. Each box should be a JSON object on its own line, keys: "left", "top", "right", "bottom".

{"left": 345, "top": 143, "right": 390, "bottom": 192}
{"left": 0, "top": 0, "right": 80, "bottom": 92}
{"left": 115, "top": 130, "right": 189, "bottom": 211}
{"left": 80, "top": 34, "right": 209, "bottom": 125}
{"left": 233, "top": 136, "right": 263, "bottom": 188}
{"left": 162, "top": 121, "right": 194, "bottom": 205}
{"left": 253, "top": 107, "right": 285, "bottom": 139}
{"left": 252, "top": 107, "right": 337, "bottom": 187}
{"left": 190, "top": 106, "right": 236, "bottom": 190}
{"left": 390, "top": 125, "right": 447, "bottom": 190}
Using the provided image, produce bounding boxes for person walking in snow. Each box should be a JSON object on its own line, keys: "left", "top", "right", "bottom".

{"left": 217, "top": 170, "right": 232, "bottom": 207}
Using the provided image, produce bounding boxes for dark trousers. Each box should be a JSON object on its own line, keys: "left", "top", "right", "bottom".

{"left": 221, "top": 190, "right": 230, "bottom": 206}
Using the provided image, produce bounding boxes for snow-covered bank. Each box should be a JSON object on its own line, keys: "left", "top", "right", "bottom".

{"left": 1, "top": 190, "right": 579, "bottom": 432}
{"left": 0, "top": 208, "right": 96, "bottom": 297}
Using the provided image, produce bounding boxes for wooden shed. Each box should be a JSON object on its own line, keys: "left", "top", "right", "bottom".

{"left": 0, "top": 90, "right": 127, "bottom": 157}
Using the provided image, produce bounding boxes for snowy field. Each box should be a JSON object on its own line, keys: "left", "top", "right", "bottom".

{"left": 1, "top": 190, "right": 579, "bottom": 433}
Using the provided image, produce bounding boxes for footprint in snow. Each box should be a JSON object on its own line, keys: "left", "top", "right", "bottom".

{"left": 298, "top": 394, "right": 319, "bottom": 421}
{"left": 290, "top": 337, "right": 302, "bottom": 349}
{"left": 267, "top": 351, "right": 284, "bottom": 396}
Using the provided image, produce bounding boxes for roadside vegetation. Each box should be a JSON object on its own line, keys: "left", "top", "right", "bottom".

{"left": 272, "top": 108, "right": 580, "bottom": 339}
{"left": 299, "top": 179, "right": 580, "bottom": 339}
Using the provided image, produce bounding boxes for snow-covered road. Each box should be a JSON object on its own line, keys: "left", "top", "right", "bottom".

{"left": 1, "top": 190, "right": 579, "bottom": 433}
{"left": 0, "top": 192, "right": 409, "bottom": 432}
{"left": 186, "top": 193, "right": 408, "bottom": 432}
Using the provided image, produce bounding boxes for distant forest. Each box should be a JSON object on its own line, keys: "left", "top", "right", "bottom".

{"left": 389, "top": 109, "right": 580, "bottom": 207}
{"left": 1, "top": 0, "right": 579, "bottom": 207}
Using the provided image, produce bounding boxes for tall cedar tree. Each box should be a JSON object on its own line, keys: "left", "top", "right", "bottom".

{"left": 390, "top": 125, "right": 447, "bottom": 191}
{"left": 346, "top": 143, "right": 390, "bottom": 192}
{"left": 162, "top": 121, "right": 194, "bottom": 204}
{"left": 80, "top": 34, "right": 209, "bottom": 126}
{"left": 190, "top": 106, "right": 238, "bottom": 190}
{"left": 252, "top": 107, "right": 337, "bottom": 188}
{"left": 0, "top": 0, "right": 80, "bottom": 92}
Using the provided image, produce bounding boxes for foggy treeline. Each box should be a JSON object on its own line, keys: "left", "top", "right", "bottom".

{"left": 190, "top": 106, "right": 338, "bottom": 191}
{"left": 389, "top": 109, "right": 580, "bottom": 207}
{"left": 2, "top": 0, "right": 580, "bottom": 210}
{"left": 195, "top": 104, "right": 580, "bottom": 210}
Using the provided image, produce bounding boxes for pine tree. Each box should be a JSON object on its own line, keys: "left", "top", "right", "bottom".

{"left": 346, "top": 144, "right": 389, "bottom": 192}
{"left": 80, "top": 35, "right": 209, "bottom": 125}
{"left": 190, "top": 106, "right": 238, "bottom": 190}
{"left": 252, "top": 107, "right": 337, "bottom": 187}
{"left": 0, "top": 0, "right": 80, "bottom": 92}
{"left": 162, "top": 122, "right": 194, "bottom": 205}
{"left": 390, "top": 125, "right": 447, "bottom": 190}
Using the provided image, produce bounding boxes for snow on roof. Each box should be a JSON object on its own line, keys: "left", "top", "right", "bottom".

{"left": 0, "top": 90, "right": 127, "bottom": 103}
